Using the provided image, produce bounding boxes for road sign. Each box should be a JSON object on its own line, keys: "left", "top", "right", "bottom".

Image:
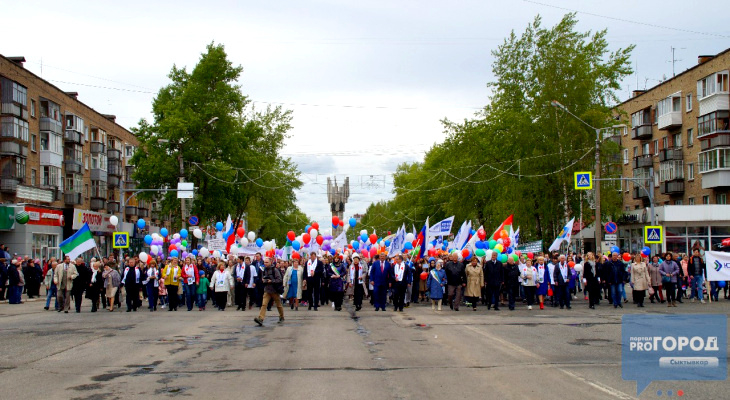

{"left": 574, "top": 171, "right": 593, "bottom": 190}
{"left": 604, "top": 221, "right": 618, "bottom": 234}
{"left": 112, "top": 232, "right": 129, "bottom": 249}
{"left": 644, "top": 226, "right": 663, "bottom": 244}
{"left": 177, "top": 182, "right": 194, "bottom": 199}
{"left": 605, "top": 234, "right": 617, "bottom": 241}
{"left": 188, "top": 215, "right": 199, "bottom": 226}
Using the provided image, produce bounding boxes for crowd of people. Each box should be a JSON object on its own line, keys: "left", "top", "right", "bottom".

{"left": 2, "top": 246, "right": 728, "bottom": 324}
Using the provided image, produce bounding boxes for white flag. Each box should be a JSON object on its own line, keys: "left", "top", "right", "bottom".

{"left": 466, "top": 225, "right": 484, "bottom": 253}
{"left": 549, "top": 218, "right": 575, "bottom": 252}
{"left": 331, "top": 230, "right": 348, "bottom": 251}
{"left": 427, "top": 216, "right": 455, "bottom": 242}
{"left": 449, "top": 220, "right": 471, "bottom": 251}
{"left": 389, "top": 224, "right": 406, "bottom": 257}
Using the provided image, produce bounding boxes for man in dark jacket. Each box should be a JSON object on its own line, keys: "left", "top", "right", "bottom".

{"left": 254, "top": 257, "right": 284, "bottom": 326}
{"left": 391, "top": 255, "right": 412, "bottom": 312}
{"left": 603, "top": 252, "right": 626, "bottom": 308}
{"left": 304, "top": 252, "right": 325, "bottom": 311}
{"left": 583, "top": 256, "right": 600, "bottom": 309}
{"left": 483, "top": 252, "right": 504, "bottom": 311}
{"left": 552, "top": 255, "right": 571, "bottom": 309}
{"left": 0, "top": 258, "right": 7, "bottom": 301}
{"left": 72, "top": 258, "right": 91, "bottom": 312}
{"left": 688, "top": 248, "right": 706, "bottom": 303}
{"left": 504, "top": 257, "right": 521, "bottom": 310}
{"left": 444, "top": 254, "right": 466, "bottom": 311}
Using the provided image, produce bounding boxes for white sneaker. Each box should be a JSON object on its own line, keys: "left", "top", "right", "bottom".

{"left": 691, "top": 298, "right": 696, "bottom": 302}
{"left": 528, "top": 305, "right": 532, "bottom": 310}
{"left": 572, "top": 295, "right": 577, "bottom": 300}
{"left": 701, "top": 300, "right": 706, "bottom": 304}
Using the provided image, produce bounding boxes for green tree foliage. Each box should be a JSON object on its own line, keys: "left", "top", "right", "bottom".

{"left": 131, "top": 43, "right": 309, "bottom": 240}
{"left": 359, "top": 14, "right": 633, "bottom": 243}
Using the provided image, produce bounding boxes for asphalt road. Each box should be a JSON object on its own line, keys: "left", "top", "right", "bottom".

{"left": 0, "top": 294, "right": 728, "bottom": 399}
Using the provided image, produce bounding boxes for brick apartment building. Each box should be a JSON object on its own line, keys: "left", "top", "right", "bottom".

{"left": 614, "top": 47, "right": 730, "bottom": 255}
{"left": 0, "top": 54, "right": 163, "bottom": 259}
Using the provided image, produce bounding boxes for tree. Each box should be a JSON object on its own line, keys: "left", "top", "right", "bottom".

{"left": 359, "top": 13, "right": 633, "bottom": 247}
{"left": 131, "top": 43, "right": 308, "bottom": 241}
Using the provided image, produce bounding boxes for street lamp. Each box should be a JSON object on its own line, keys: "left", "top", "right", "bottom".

{"left": 550, "top": 100, "right": 603, "bottom": 255}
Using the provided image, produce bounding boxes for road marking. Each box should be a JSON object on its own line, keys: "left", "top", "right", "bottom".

{"left": 461, "top": 323, "right": 634, "bottom": 400}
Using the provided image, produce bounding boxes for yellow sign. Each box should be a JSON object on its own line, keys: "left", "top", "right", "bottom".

{"left": 574, "top": 171, "right": 592, "bottom": 190}
{"left": 644, "top": 226, "right": 663, "bottom": 244}
{"left": 113, "top": 232, "right": 129, "bottom": 249}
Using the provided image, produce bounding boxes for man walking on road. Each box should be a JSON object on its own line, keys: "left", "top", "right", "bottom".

{"left": 54, "top": 256, "right": 78, "bottom": 313}
{"left": 254, "top": 257, "right": 285, "bottom": 326}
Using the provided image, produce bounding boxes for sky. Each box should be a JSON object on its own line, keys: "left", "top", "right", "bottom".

{"left": 2, "top": 0, "right": 729, "bottom": 235}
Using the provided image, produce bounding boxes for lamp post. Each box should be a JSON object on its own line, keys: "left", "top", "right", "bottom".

{"left": 550, "top": 100, "right": 602, "bottom": 255}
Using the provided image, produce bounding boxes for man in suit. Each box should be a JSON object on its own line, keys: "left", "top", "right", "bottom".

{"left": 72, "top": 257, "right": 90, "bottom": 312}
{"left": 583, "top": 254, "right": 600, "bottom": 309}
{"left": 234, "top": 256, "right": 247, "bottom": 310}
{"left": 483, "top": 252, "right": 503, "bottom": 311}
{"left": 242, "top": 256, "right": 258, "bottom": 310}
{"left": 121, "top": 260, "right": 145, "bottom": 312}
{"left": 391, "top": 255, "right": 412, "bottom": 312}
{"left": 552, "top": 254, "right": 571, "bottom": 309}
{"left": 304, "top": 252, "right": 324, "bottom": 311}
{"left": 368, "top": 254, "right": 391, "bottom": 311}
{"left": 54, "top": 256, "right": 78, "bottom": 313}
{"left": 444, "top": 253, "right": 466, "bottom": 311}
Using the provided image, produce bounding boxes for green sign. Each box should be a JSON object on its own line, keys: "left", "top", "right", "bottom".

{"left": 0, "top": 206, "right": 15, "bottom": 230}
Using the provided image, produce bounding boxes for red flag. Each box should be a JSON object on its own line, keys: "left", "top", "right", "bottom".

{"left": 491, "top": 214, "right": 513, "bottom": 240}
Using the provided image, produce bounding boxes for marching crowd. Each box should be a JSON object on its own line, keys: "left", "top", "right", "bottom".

{"left": 2, "top": 245, "right": 728, "bottom": 324}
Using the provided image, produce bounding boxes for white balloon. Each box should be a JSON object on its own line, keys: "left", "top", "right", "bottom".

{"left": 109, "top": 215, "right": 119, "bottom": 226}
{"left": 310, "top": 228, "right": 318, "bottom": 238}
{"left": 405, "top": 233, "right": 415, "bottom": 243}
{"left": 360, "top": 229, "right": 367, "bottom": 236}
{"left": 151, "top": 245, "right": 159, "bottom": 255}
{"left": 200, "top": 248, "right": 210, "bottom": 258}
{"left": 247, "top": 231, "right": 256, "bottom": 241}
{"left": 241, "top": 237, "right": 249, "bottom": 246}
{"left": 139, "top": 252, "right": 149, "bottom": 263}
{"left": 213, "top": 250, "right": 221, "bottom": 259}
{"left": 485, "top": 250, "right": 494, "bottom": 260}
{"left": 173, "top": 233, "right": 181, "bottom": 240}
{"left": 193, "top": 228, "right": 203, "bottom": 239}
{"left": 574, "top": 263, "right": 584, "bottom": 273}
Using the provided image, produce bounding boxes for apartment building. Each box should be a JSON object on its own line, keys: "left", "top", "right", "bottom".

{"left": 0, "top": 54, "right": 161, "bottom": 259}
{"left": 615, "top": 48, "right": 730, "bottom": 255}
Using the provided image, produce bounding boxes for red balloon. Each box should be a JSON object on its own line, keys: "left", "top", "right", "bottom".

{"left": 311, "top": 222, "right": 319, "bottom": 230}
{"left": 462, "top": 249, "right": 470, "bottom": 258}
{"left": 287, "top": 231, "right": 296, "bottom": 241}
{"left": 477, "top": 229, "right": 486, "bottom": 241}
{"left": 361, "top": 249, "right": 368, "bottom": 257}
{"left": 339, "top": 221, "right": 344, "bottom": 227}
{"left": 168, "top": 245, "right": 177, "bottom": 252}
{"left": 722, "top": 238, "right": 730, "bottom": 247}
{"left": 369, "top": 234, "right": 377, "bottom": 244}
{"left": 388, "top": 231, "right": 391, "bottom": 235}
{"left": 622, "top": 252, "right": 631, "bottom": 262}
{"left": 302, "top": 233, "right": 311, "bottom": 244}
{"left": 369, "top": 247, "right": 378, "bottom": 257}
{"left": 292, "top": 252, "right": 301, "bottom": 259}
{"left": 515, "top": 250, "right": 522, "bottom": 257}
{"left": 347, "top": 244, "right": 353, "bottom": 249}
{"left": 527, "top": 252, "right": 534, "bottom": 260}
{"left": 502, "top": 238, "right": 511, "bottom": 248}
{"left": 420, "top": 271, "right": 428, "bottom": 281}
{"left": 412, "top": 240, "right": 417, "bottom": 247}
{"left": 316, "top": 235, "right": 324, "bottom": 245}
{"left": 332, "top": 216, "right": 339, "bottom": 225}
{"left": 237, "top": 227, "right": 245, "bottom": 238}
{"left": 568, "top": 261, "right": 575, "bottom": 268}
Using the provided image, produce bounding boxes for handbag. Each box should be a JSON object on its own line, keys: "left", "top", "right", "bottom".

{"left": 648, "top": 286, "right": 654, "bottom": 296}
{"left": 662, "top": 275, "right": 671, "bottom": 284}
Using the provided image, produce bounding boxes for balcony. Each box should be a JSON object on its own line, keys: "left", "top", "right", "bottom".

{"left": 107, "top": 148, "right": 122, "bottom": 160}
{"left": 40, "top": 150, "right": 63, "bottom": 168}
{"left": 1, "top": 102, "right": 25, "bottom": 118}
{"left": 137, "top": 208, "right": 149, "bottom": 218}
{"left": 64, "top": 160, "right": 82, "bottom": 174}
{"left": 659, "top": 147, "right": 683, "bottom": 162}
{"left": 631, "top": 124, "right": 653, "bottom": 140}
{"left": 64, "top": 129, "right": 84, "bottom": 145}
{"left": 107, "top": 175, "right": 121, "bottom": 188}
{"left": 124, "top": 205, "right": 138, "bottom": 216}
{"left": 90, "top": 141, "right": 106, "bottom": 153}
{"left": 107, "top": 160, "right": 122, "bottom": 176}
{"left": 701, "top": 133, "right": 730, "bottom": 151}
{"left": 123, "top": 180, "right": 136, "bottom": 190}
{"left": 90, "top": 198, "right": 106, "bottom": 211}
{"left": 107, "top": 201, "right": 120, "bottom": 214}
{"left": 633, "top": 154, "right": 653, "bottom": 169}
{"left": 64, "top": 191, "right": 83, "bottom": 205}
{"left": 702, "top": 170, "right": 730, "bottom": 189}
{"left": 660, "top": 180, "right": 685, "bottom": 195}
{"left": 632, "top": 186, "right": 650, "bottom": 200}
{"left": 0, "top": 177, "right": 21, "bottom": 193}
{"left": 0, "top": 141, "right": 28, "bottom": 157}
{"left": 658, "top": 111, "right": 682, "bottom": 130}
{"left": 150, "top": 210, "right": 160, "bottom": 220}
{"left": 39, "top": 117, "right": 63, "bottom": 134}
{"left": 90, "top": 168, "right": 107, "bottom": 182}
{"left": 698, "top": 92, "right": 730, "bottom": 116}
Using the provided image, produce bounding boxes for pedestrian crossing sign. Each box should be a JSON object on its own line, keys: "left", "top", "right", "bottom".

{"left": 644, "top": 226, "right": 663, "bottom": 244}
{"left": 574, "top": 171, "right": 592, "bottom": 190}
{"left": 113, "top": 232, "right": 129, "bottom": 249}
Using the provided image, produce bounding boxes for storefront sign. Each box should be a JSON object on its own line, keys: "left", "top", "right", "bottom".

{"left": 72, "top": 209, "right": 115, "bottom": 233}
{"left": 25, "top": 206, "right": 64, "bottom": 227}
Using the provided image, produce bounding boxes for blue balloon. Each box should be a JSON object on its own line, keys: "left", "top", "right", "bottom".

{"left": 170, "top": 250, "right": 179, "bottom": 258}
{"left": 292, "top": 241, "right": 301, "bottom": 251}
{"left": 443, "top": 240, "right": 448, "bottom": 247}
{"left": 507, "top": 247, "right": 513, "bottom": 254}
{"left": 352, "top": 241, "right": 360, "bottom": 250}
{"left": 360, "top": 233, "right": 367, "bottom": 242}
{"left": 366, "top": 244, "right": 371, "bottom": 250}
{"left": 329, "top": 249, "right": 336, "bottom": 255}
{"left": 475, "top": 241, "right": 485, "bottom": 249}
{"left": 719, "top": 281, "right": 727, "bottom": 288}
{"left": 305, "top": 225, "right": 311, "bottom": 232}
{"left": 384, "top": 240, "right": 391, "bottom": 247}
{"left": 471, "top": 229, "right": 477, "bottom": 236}
{"left": 144, "top": 235, "right": 153, "bottom": 245}
{"left": 215, "top": 222, "right": 223, "bottom": 231}
{"left": 441, "top": 244, "right": 447, "bottom": 251}
{"left": 180, "top": 229, "right": 188, "bottom": 239}
{"left": 610, "top": 245, "right": 620, "bottom": 254}
{"left": 160, "top": 228, "right": 168, "bottom": 238}
{"left": 349, "top": 218, "right": 357, "bottom": 228}
{"left": 137, "top": 219, "right": 146, "bottom": 229}
{"left": 404, "top": 242, "right": 413, "bottom": 250}
{"left": 465, "top": 253, "right": 472, "bottom": 261}
{"left": 256, "top": 238, "right": 263, "bottom": 247}
{"left": 192, "top": 249, "right": 198, "bottom": 256}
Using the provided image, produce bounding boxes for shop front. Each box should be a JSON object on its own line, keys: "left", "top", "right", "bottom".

{"left": 0, "top": 204, "right": 64, "bottom": 260}
{"left": 66, "top": 208, "right": 116, "bottom": 259}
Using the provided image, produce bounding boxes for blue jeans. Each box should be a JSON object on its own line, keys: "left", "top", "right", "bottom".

{"left": 710, "top": 281, "right": 719, "bottom": 301}
{"left": 610, "top": 284, "right": 623, "bottom": 306}
{"left": 197, "top": 293, "right": 207, "bottom": 308}
{"left": 45, "top": 283, "right": 58, "bottom": 309}
{"left": 618, "top": 282, "right": 627, "bottom": 300}
{"left": 185, "top": 284, "right": 197, "bottom": 310}
{"left": 9, "top": 286, "right": 23, "bottom": 304}
{"left": 146, "top": 285, "right": 158, "bottom": 310}
{"left": 691, "top": 275, "right": 704, "bottom": 300}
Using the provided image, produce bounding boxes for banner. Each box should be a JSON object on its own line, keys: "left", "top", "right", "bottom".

{"left": 517, "top": 240, "right": 543, "bottom": 253}
{"left": 449, "top": 220, "right": 471, "bottom": 251}
{"left": 331, "top": 231, "right": 348, "bottom": 251}
{"left": 428, "top": 216, "right": 454, "bottom": 239}
{"left": 549, "top": 217, "right": 575, "bottom": 252}
{"left": 706, "top": 251, "right": 730, "bottom": 281}
{"left": 389, "top": 224, "right": 406, "bottom": 257}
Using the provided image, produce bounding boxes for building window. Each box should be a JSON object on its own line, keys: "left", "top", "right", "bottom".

{"left": 124, "top": 145, "right": 135, "bottom": 158}
{"left": 0, "top": 117, "right": 30, "bottom": 141}
{"left": 660, "top": 161, "right": 684, "bottom": 182}
{"left": 653, "top": 139, "right": 659, "bottom": 155}
{"left": 662, "top": 136, "right": 668, "bottom": 149}
{"left": 91, "top": 154, "right": 107, "bottom": 171}
{"left": 642, "top": 142, "right": 650, "bottom": 155}
{"left": 687, "top": 162, "right": 695, "bottom": 180}
{"left": 654, "top": 171, "right": 660, "bottom": 188}
{"left": 30, "top": 134, "right": 37, "bottom": 152}
{"left": 623, "top": 149, "right": 629, "bottom": 164}
{"left": 633, "top": 146, "right": 638, "bottom": 158}
{"left": 698, "top": 148, "right": 730, "bottom": 173}
{"left": 672, "top": 132, "right": 682, "bottom": 148}
{"left": 0, "top": 78, "right": 28, "bottom": 107}
{"left": 84, "top": 183, "right": 89, "bottom": 199}
{"left": 15, "top": 157, "right": 25, "bottom": 178}
{"left": 31, "top": 168, "right": 36, "bottom": 186}
{"left": 30, "top": 99, "right": 36, "bottom": 118}
{"left": 84, "top": 155, "right": 89, "bottom": 170}
{"left": 654, "top": 106, "right": 658, "bottom": 124}
{"left": 674, "top": 199, "right": 683, "bottom": 205}
{"left": 697, "top": 71, "right": 729, "bottom": 99}
{"left": 686, "top": 94, "right": 692, "bottom": 111}
{"left": 688, "top": 197, "right": 695, "bottom": 205}
{"left": 697, "top": 111, "right": 729, "bottom": 137}
{"left": 718, "top": 193, "right": 728, "bottom": 205}
{"left": 31, "top": 233, "right": 59, "bottom": 261}
{"left": 687, "top": 128, "right": 693, "bottom": 147}
{"left": 42, "top": 166, "right": 61, "bottom": 187}
{"left": 702, "top": 195, "right": 710, "bottom": 204}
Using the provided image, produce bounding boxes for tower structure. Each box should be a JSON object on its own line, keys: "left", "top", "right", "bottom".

{"left": 327, "top": 177, "right": 349, "bottom": 236}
